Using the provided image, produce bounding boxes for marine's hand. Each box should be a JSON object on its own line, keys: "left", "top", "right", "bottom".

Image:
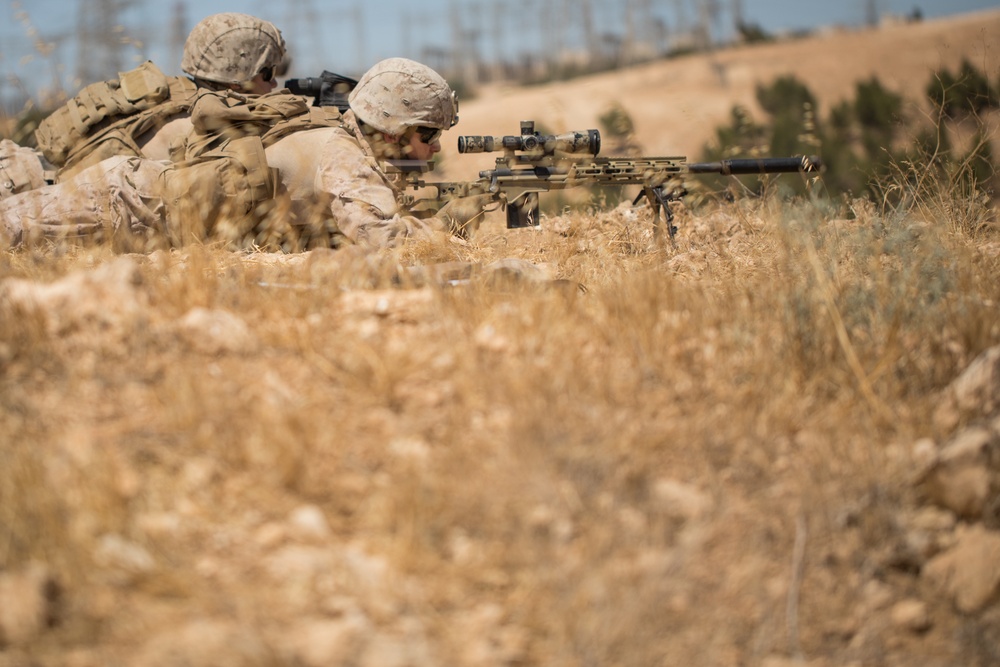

{"left": 437, "top": 194, "right": 493, "bottom": 238}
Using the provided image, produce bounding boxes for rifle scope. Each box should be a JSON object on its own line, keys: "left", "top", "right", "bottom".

{"left": 458, "top": 123, "right": 601, "bottom": 157}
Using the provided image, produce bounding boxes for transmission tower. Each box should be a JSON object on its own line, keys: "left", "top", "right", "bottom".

{"left": 732, "top": 0, "right": 743, "bottom": 29}
{"left": 74, "top": 0, "right": 137, "bottom": 86}
{"left": 280, "top": 0, "right": 327, "bottom": 77}
{"left": 168, "top": 1, "right": 188, "bottom": 75}
{"left": 581, "top": 0, "right": 599, "bottom": 68}
{"left": 490, "top": 0, "right": 507, "bottom": 81}
{"left": 864, "top": 0, "right": 880, "bottom": 27}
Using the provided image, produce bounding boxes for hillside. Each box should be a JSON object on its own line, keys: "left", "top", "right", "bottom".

{"left": 439, "top": 8, "right": 1000, "bottom": 173}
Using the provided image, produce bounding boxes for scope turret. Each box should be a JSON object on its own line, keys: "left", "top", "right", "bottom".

{"left": 458, "top": 120, "right": 600, "bottom": 157}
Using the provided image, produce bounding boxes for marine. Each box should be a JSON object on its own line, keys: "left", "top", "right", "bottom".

{"left": 0, "top": 12, "right": 285, "bottom": 201}
{"left": 1, "top": 14, "right": 488, "bottom": 252}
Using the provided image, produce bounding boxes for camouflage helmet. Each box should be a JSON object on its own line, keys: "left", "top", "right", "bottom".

{"left": 348, "top": 58, "right": 457, "bottom": 136}
{"left": 182, "top": 13, "right": 285, "bottom": 86}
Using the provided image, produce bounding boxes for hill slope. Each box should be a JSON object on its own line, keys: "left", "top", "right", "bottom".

{"left": 441, "top": 9, "right": 1000, "bottom": 170}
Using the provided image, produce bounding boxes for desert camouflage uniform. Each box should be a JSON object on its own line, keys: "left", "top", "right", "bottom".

{"left": 0, "top": 13, "right": 285, "bottom": 248}
{"left": 0, "top": 139, "right": 47, "bottom": 200}
{"left": 260, "top": 109, "right": 449, "bottom": 249}
{"left": 194, "top": 56, "right": 463, "bottom": 249}
{"left": 2, "top": 54, "right": 480, "bottom": 251}
{"left": 0, "top": 156, "right": 168, "bottom": 247}
{"left": 0, "top": 66, "right": 197, "bottom": 205}
{"left": 263, "top": 56, "right": 474, "bottom": 249}
{"left": 0, "top": 11, "right": 283, "bottom": 207}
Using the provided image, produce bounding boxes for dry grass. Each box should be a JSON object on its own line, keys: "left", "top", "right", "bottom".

{"left": 2, "top": 160, "right": 998, "bottom": 664}
{"left": 2, "top": 8, "right": 999, "bottom": 664}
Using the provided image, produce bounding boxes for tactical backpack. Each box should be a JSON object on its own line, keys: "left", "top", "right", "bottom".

{"left": 34, "top": 61, "right": 198, "bottom": 178}
{"left": 152, "top": 87, "right": 345, "bottom": 249}
{"left": 175, "top": 87, "right": 346, "bottom": 161}
{"left": 0, "top": 139, "right": 46, "bottom": 200}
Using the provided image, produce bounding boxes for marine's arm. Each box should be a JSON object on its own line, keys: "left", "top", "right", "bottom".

{"left": 314, "top": 130, "right": 455, "bottom": 249}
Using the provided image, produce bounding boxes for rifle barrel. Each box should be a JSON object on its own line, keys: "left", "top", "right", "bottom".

{"left": 687, "top": 156, "right": 821, "bottom": 175}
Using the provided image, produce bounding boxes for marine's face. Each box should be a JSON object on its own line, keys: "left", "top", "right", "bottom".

{"left": 404, "top": 126, "right": 442, "bottom": 161}
{"left": 246, "top": 65, "right": 278, "bottom": 95}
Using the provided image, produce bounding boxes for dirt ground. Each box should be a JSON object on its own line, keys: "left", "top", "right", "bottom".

{"left": 1, "top": 9, "right": 1000, "bottom": 667}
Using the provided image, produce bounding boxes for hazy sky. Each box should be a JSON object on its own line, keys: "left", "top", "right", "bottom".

{"left": 1, "top": 0, "right": 997, "bottom": 105}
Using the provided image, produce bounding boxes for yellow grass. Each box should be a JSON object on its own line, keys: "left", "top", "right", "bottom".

{"left": 1, "top": 163, "right": 998, "bottom": 664}
{"left": 2, "top": 10, "right": 999, "bottom": 665}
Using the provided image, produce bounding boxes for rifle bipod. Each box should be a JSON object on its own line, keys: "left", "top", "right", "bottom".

{"left": 634, "top": 185, "right": 684, "bottom": 242}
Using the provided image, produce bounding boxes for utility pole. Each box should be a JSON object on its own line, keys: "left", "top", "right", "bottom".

{"left": 491, "top": 0, "right": 507, "bottom": 81}
{"left": 350, "top": 6, "right": 366, "bottom": 74}
{"left": 74, "top": 0, "right": 137, "bottom": 86}
{"left": 168, "top": 0, "right": 187, "bottom": 75}
{"left": 622, "top": 0, "right": 636, "bottom": 65}
{"left": 865, "top": 0, "right": 879, "bottom": 27}
{"left": 581, "top": 0, "right": 599, "bottom": 70}
{"left": 281, "top": 0, "right": 333, "bottom": 77}
{"left": 449, "top": 0, "right": 465, "bottom": 82}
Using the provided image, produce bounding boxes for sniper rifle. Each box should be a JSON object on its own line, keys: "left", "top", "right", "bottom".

{"left": 388, "top": 120, "right": 822, "bottom": 240}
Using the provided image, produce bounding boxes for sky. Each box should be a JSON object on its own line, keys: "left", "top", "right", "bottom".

{"left": 1, "top": 0, "right": 998, "bottom": 108}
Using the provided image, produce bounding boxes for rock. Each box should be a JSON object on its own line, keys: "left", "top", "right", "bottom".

{"left": 359, "top": 631, "right": 435, "bottom": 667}
{"left": 902, "top": 507, "right": 957, "bottom": 563}
{"left": 923, "top": 524, "right": 1000, "bottom": 613}
{"left": 760, "top": 656, "right": 829, "bottom": 667}
{"left": 0, "top": 257, "right": 146, "bottom": 336}
{"left": 132, "top": 619, "right": 273, "bottom": 667}
{"left": 93, "top": 534, "right": 156, "bottom": 582}
{"left": 908, "top": 506, "right": 957, "bottom": 533}
{"left": 479, "top": 258, "right": 556, "bottom": 285}
{"left": 911, "top": 438, "right": 937, "bottom": 468}
{"left": 453, "top": 603, "right": 528, "bottom": 667}
{"left": 288, "top": 505, "right": 331, "bottom": 542}
{"left": 177, "top": 307, "right": 258, "bottom": 355}
{"left": 651, "top": 478, "right": 713, "bottom": 520}
{"left": 0, "top": 562, "right": 60, "bottom": 646}
{"left": 890, "top": 598, "right": 931, "bottom": 632}
{"left": 283, "top": 613, "right": 371, "bottom": 667}
{"left": 861, "top": 579, "right": 894, "bottom": 611}
{"left": 934, "top": 345, "right": 1000, "bottom": 430}
{"left": 254, "top": 522, "right": 287, "bottom": 549}
{"left": 136, "top": 512, "right": 183, "bottom": 540}
{"left": 917, "top": 425, "right": 996, "bottom": 518}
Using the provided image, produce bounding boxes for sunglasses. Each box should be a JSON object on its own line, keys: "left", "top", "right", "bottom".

{"left": 258, "top": 65, "right": 275, "bottom": 82}
{"left": 415, "top": 126, "right": 442, "bottom": 145}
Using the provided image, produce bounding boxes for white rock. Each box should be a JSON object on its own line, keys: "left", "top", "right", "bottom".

{"left": 289, "top": 504, "right": 331, "bottom": 541}
{"left": 94, "top": 534, "right": 155, "bottom": 575}
{"left": 923, "top": 524, "right": 1000, "bottom": 613}
{"left": 0, "top": 562, "right": 58, "bottom": 646}
{"left": 890, "top": 598, "right": 931, "bottom": 632}
{"left": 264, "top": 545, "right": 333, "bottom": 584}
{"left": 132, "top": 619, "right": 271, "bottom": 667}
{"left": 934, "top": 345, "right": 1000, "bottom": 429}
{"left": 285, "top": 613, "right": 372, "bottom": 667}
{"left": 652, "top": 478, "right": 713, "bottom": 520}
{"left": 0, "top": 257, "right": 146, "bottom": 336}
{"left": 918, "top": 425, "right": 996, "bottom": 518}
{"left": 177, "top": 307, "right": 258, "bottom": 354}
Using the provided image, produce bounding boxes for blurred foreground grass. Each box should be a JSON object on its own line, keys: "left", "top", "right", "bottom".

{"left": 1, "top": 171, "right": 998, "bottom": 664}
